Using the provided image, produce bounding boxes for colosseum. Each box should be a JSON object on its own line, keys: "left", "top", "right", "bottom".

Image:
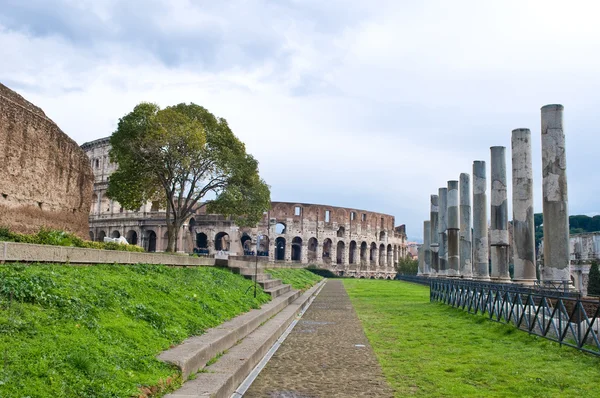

{"left": 81, "top": 137, "right": 407, "bottom": 278}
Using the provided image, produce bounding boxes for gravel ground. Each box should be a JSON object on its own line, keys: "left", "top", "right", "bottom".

{"left": 244, "top": 280, "right": 393, "bottom": 398}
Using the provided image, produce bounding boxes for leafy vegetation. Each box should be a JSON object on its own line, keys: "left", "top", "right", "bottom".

{"left": 588, "top": 261, "right": 600, "bottom": 297}
{"left": 0, "top": 263, "right": 270, "bottom": 397}
{"left": 305, "top": 265, "right": 338, "bottom": 278}
{"left": 345, "top": 279, "right": 600, "bottom": 397}
{"left": 534, "top": 213, "right": 600, "bottom": 248}
{"left": 265, "top": 268, "right": 323, "bottom": 290}
{"left": 0, "top": 227, "right": 143, "bottom": 252}
{"left": 395, "top": 256, "right": 418, "bottom": 275}
{"left": 108, "top": 102, "right": 271, "bottom": 252}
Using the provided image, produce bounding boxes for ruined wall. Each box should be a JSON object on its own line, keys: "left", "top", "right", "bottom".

{"left": 0, "top": 83, "right": 94, "bottom": 237}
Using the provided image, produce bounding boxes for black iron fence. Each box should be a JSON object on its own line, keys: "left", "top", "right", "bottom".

{"left": 430, "top": 278, "right": 600, "bottom": 356}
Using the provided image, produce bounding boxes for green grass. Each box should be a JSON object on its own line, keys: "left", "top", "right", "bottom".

{"left": 265, "top": 268, "right": 323, "bottom": 290}
{"left": 344, "top": 279, "right": 600, "bottom": 397}
{"left": 0, "top": 263, "right": 270, "bottom": 397}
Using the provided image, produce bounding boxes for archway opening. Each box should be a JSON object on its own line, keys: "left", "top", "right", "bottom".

{"left": 215, "top": 232, "right": 230, "bottom": 251}
{"left": 379, "top": 231, "right": 385, "bottom": 241}
{"left": 322, "top": 239, "right": 332, "bottom": 264}
{"left": 126, "top": 230, "right": 138, "bottom": 245}
{"left": 275, "top": 237, "right": 286, "bottom": 261}
{"left": 275, "top": 222, "right": 286, "bottom": 234}
{"left": 336, "top": 241, "right": 345, "bottom": 264}
{"left": 111, "top": 230, "right": 120, "bottom": 239}
{"left": 292, "top": 237, "right": 302, "bottom": 262}
{"left": 98, "top": 230, "right": 106, "bottom": 242}
{"left": 387, "top": 244, "right": 393, "bottom": 266}
{"left": 258, "top": 236, "right": 269, "bottom": 257}
{"left": 360, "top": 242, "right": 368, "bottom": 267}
{"left": 349, "top": 241, "right": 357, "bottom": 264}
{"left": 337, "top": 226, "right": 345, "bottom": 238}
{"left": 196, "top": 233, "right": 208, "bottom": 249}
{"left": 379, "top": 243, "right": 386, "bottom": 265}
{"left": 147, "top": 231, "right": 157, "bottom": 252}
{"left": 308, "top": 237, "right": 318, "bottom": 262}
{"left": 188, "top": 218, "right": 196, "bottom": 233}
{"left": 370, "top": 242, "right": 377, "bottom": 264}
{"left": 241, "top": 234, "right": 253, "bottom": 255}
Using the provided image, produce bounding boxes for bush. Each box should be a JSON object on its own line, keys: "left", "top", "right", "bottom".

{"left": 588, "top": 261, "right": 600, "bottom": 296}
{"left": 396, "top": 257, "right": 418, "bottom": 276}
{"left": 0, "top": 227, "right": 144, "bottom": 252}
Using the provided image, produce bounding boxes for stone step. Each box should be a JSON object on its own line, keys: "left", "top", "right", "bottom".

{"left": 245, "top": 273, "right": 272, "bottom": 282}
{"left": 158, "top": 287, "right": 302, "bottom": 380}
{"left": 258, "top": 278, "right": 282, "bottom": 290}
{"left": 230, "top": 266, "right": 267, "bottom": 276}
{"left": 164, "top": 280, "right": 325, "bottom": 398}
{"left": 265, "top": 283, "right": 292, "bottom": 298}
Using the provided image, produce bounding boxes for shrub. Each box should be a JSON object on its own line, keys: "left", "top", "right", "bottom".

{"left": 588, "top": 261, "right": 600, "bottom": 296}
{"left": 396, "top": 257, "right": 418, "bottom": 275}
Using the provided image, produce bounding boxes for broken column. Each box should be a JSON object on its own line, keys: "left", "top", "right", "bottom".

{"left": 490, "top": 146, "right": 511, "bottom": 282}
{"left": 438, "top": 187, "right": 448, "bottom": 276}
{"left": 541, "top": 104, "right": 570, "bottom": 283}
{"left": 447, "top": 180, "right": 460, "bottom": 277}
{"left": 511, "top": 128, "right": 537, "bottom": 285}
{"left": 423, "top": 220, "right": 431, "bottom": 276}
{"left": 472, "top": 161, "right": 490, "bottom": 281}
{"left": 430, "top": 194, "right": 440, "bottom": 277}
{"left": 459, "top": 173, "right": 473, "bottom": 279}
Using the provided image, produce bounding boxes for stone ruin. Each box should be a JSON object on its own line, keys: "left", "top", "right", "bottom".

{"left": 0, "top": 83, "right": 94, "bottom": 238}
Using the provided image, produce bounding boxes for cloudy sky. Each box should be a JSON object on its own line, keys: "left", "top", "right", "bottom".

{"left": 2, "top": 0, "right": 599, "bottom": 241}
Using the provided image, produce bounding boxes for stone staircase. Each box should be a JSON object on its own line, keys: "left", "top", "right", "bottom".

{"left": 160, "top": 265, "right": 325, "bottom": 398}
{"left": 229, "top": 266, "right": 292, "bottom": 298}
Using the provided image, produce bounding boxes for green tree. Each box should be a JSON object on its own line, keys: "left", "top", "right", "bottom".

{"left": 396, "top": 256, "right": 419, "bottom": 275}
{"left": 588, "top": 261, "right": 600, "bottom": 297}
{"left": 107, "top": 102, "right": 271, "bottom": 252}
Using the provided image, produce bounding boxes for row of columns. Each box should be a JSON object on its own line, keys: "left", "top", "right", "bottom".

{"left": 419, "top": 104, "right": 570, "bottom": 285}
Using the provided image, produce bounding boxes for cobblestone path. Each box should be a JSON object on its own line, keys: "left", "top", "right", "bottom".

{"left": 244, "top": 280, "right": 394, "bottom": 398}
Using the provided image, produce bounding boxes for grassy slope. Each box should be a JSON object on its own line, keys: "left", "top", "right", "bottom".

{"left": 344, "top": 279, "right": 600, "bottom": 398}
{"left": 265, "top": 268, "right": 323, "bottom": 290}
{"left": 0, "top": 264, "right": 270, "bottom": 398}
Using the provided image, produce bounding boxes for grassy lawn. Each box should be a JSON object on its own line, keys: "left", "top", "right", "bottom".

{"left": 0, "top": 263, "right": 270, "bottom": 398}
{"left": 265, "top": 268, "right": 323, "bottom": 291}
{"left": 344, "top": 279, "right": 600, "bottom": 397}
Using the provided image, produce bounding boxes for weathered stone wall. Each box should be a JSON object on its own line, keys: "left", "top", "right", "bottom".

{"left": 0, "top": 83, "right": 94, "bottom": 237}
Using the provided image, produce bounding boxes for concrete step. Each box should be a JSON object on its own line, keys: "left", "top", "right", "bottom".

{"left": 258, "top": 279, "right": 282, "bottom": 290}
{"left": 158, "top": 287, "right": 302, "bottom": 380}
{"left": 265, "top": 283, "right": 292, "bottom": 298}
{"left": 245, "top": 273, "right": 272, "bottom": 282}
{"left": 164, "top": 280, "right": 326, "bottom": 398}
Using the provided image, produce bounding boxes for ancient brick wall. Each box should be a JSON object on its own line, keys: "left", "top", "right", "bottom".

{"left": 0, "top": 83, "right": 94, "bottom": 237}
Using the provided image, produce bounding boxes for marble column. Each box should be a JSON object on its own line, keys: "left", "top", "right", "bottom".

{"left": 541, "top": 104, "right": 570, "bottom": 283}
{"left": 512, "top": 128, "right": 537, "bottom": 285}
{"left": 473, "top": 161, "right": 491, "bottom": 280}
{"left": 423, "top": 220, "right": 431, "bottom": 276}
{"left": 438, "top": 187, "right": 448, "bottom": 276}
{"left": 459, "top": 173, "right": 473, "bottom": 279}
{"left": 490, "top": 146, "right": 511, "bottom": 282}
{"left": 430, "top": 194, "right": 440, "bottom": 277}
{"left": 418, "top": 246, "right": 424, "bottom": 276}
{"left": 447, "top": 180, "right": 460, "bottom": 277}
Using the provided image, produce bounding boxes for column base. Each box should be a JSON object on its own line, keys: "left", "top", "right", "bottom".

{"left": 472, "top": 276, "right": 491, "bottom": 282}
{"left": 512, "top": 278, "right": 536, "bottom": 286}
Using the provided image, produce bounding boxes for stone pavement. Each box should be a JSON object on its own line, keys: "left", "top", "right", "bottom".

{"left": 244, "top": 280, "right": 394, "bottom": 398}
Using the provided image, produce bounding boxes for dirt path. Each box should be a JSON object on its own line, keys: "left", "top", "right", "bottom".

{"left": 244, "top": 279, "right": 394, "bottom": 398}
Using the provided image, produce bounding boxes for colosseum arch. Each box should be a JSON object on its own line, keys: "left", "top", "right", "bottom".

{"left": 387, "top": 244, "right": 393, "bottom": 266}
{"left": 379, "top": 243, "right": 385, "bottom": 265}
{"left": 275, "top": 237, "right": 286, "bottom": 260}
{"left": 337, "top": 226, "right": 345, "bottom": 238}
{"left": 370, "top": 242, "right": 377, "bottom": 264}
{"left": 97, "top": 230, "right": 106, "bottom": 242}
{"left": 379, "top": 231, "right": 385, "bottom": 241}
{"left": 275, "top": 222, "right": 286, "bottom": 235}
{"left": 336, "top": 241, "right": 345, "bottom": 264}
{"left": 323, "top": 238, "right": 332, "bottom": 264}
{"left": 258, "top": 235, "right": 269, "bottom": 255}
{"left": 215, "top": 232, "right": 230, "bottom": 251}
{"left": 291, "top": 237, "right": 302, "bottom": 262}
{"left": 145, "top": 230, "right": 157, "bottom": 252}
{"left": 308, "top": 237, "right": 318, "bottom": 262}
{"left": 126, "top": 230, "right": 138, "bottom": 245}
{"left": 196, "top": 232, "right": 208, "bottom": 249}
{"left": 241, "top": 233, "right": 252, "bottom": 253}
{"left": 349, "top": 241, "right": 357, "bottom": 264}
{"left": 360, "top": 242, "right": 368, "bottom": 268}
{"left": 110, "top": 230, "right": 120, "bottom": 239}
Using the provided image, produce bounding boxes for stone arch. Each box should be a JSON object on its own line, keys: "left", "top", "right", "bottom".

{"left": 90, "top": 193, "right": 98, "bottom": 214}
{"left": 241, "top": 233, "right": 252, "bottom": 253}
{"left": 292, "top": 237, "right": 302, "bottom": 262}
{"left": 275, "top": 237, "right": 286, "bottom": 261}
{"left": 146, "top": 230, "right": 157, "bottom": 252}
{"left": 379, "top": 243, "right": 386, "bottom": 265}
{"left": 337, "top": 226, "right": 345, "bottom": 238}
{"left": 196, "top": 232, "right": 208, "bottom": 249}
{"left": 126, "top": 230, "right": 138, "bottom": 245}
{"left": 308, "top": 237, "right": 318, "bottom": 262}
{"left": 275, "top": 222, "right": 286, "bottom": 235}
{"left": 370, "top": 242, "right": 377, "bottom": 264}
{"left": 379, "top": 231, "right": 385, "bottom": 241}
{"left": 215, "top": 232, "right": 230, "bottom": 251}
{"left": 360, "top": 242, "right": 368, "bottom": 267}
{"left": 387, "top": 244, "right": 393, "bottom": 266}
{"left": 97, "top": 230, "right": 106, "bottom": 242}
{"left": 323, "top": 238, "right": 333, "bottom": 264}
{"left": 111, "top": 230, "right": 120, "bottom": 239}
{"left": 349, "top": 240, "right": 357, "bottom": 264}
{"left": 258, "top": 235, "right": 269, "bottom": 255}
{"left": 336, "top": 241, "right": 345, "bottom": 264}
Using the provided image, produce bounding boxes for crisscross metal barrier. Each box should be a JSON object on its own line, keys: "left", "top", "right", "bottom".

{"left": 430, "top": 278, "right": 600, "bottom": 356}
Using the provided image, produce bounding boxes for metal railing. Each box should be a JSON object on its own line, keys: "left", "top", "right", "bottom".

{"left": 430, "top": 278, "right": 600, "bottom": 356}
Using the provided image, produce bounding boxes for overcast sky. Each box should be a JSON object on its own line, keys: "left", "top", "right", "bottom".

{"left": 2, "top": 0, "right": 599, "bottom": 241}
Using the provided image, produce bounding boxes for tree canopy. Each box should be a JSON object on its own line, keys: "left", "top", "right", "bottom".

{"left": 107, "top": 102, "right": 271, "bottom": 252}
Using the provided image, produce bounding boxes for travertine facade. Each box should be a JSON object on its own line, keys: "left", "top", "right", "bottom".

{"left": 0, "top": 83, "right": 93, "bottom": 237}
{"left": 82, "top": 137, "right": 407, "bottom": 278}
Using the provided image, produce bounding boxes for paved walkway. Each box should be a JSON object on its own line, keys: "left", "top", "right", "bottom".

{"left": 244, "top": 280, "right": 394, "bottom": 398}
